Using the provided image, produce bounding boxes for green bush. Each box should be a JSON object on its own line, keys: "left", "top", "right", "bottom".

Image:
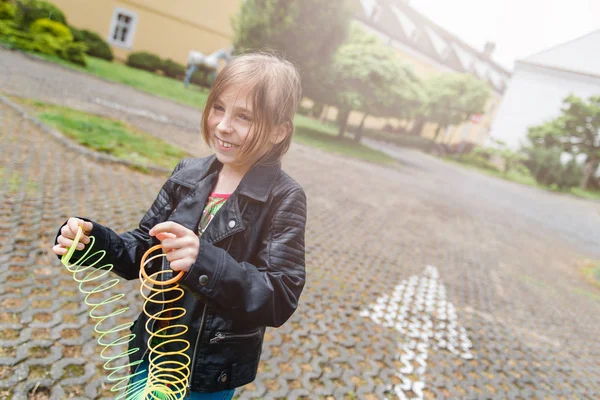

{"left": 454, "top": 153, "right": 500, "bottom": 172}
{"left": 61, "top": 41, "right": 87, "bottom": 66}
{"left": 29, "top": 17, "right": 72, "bottom": 40}
{"left": 3, "top": 17, "right": 87, "bottom": 66}
{"left": 126, "top": 51, "right": 163, "bottom": 72}
{"left": 0, "top": 1, "right": 16, "bottom": 20}
{"left": 29, "top": 18, "right": 80, "bottom": 60}
{"left": 69, "top": 25, "right": 83, "bottom": 41}
{"left": 560, "top": 159, "right": 584, "bottom": 189}
{"left": 161, "top": 58, "right": 185, "bottom": 79}
{"left": 31, "top": 32, "right": 63, "bottom": 54}
{"left": 513, "top": 162, "right": 533, "bottom": 177}
{"left": 0, "top": 18, "right": 16, "bottom": 36}
{"left": 15, "top": 0, "right": 67, "bottom": 28}
{"left": 71, "top": 27, "right": 113, "bottom": 61}
{"left": 523, "top": 147, "right": 583, "bottom": 189}
{"left": 0, "top": 19, "right": 35, "bottom": 50}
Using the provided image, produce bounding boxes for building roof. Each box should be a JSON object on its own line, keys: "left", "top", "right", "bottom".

{"left": 355, "top": 0, "right": 512, "bottom": 93}
{"left": 521, "top": 29, "right": 600, "bottom": 79}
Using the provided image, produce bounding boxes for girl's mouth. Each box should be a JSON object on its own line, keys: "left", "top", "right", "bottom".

{"left": 216, "top": 137, "right": 238, "bottom": 150}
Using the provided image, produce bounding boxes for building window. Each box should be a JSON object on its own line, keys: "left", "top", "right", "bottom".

{"left": 108, "top": 8, "right": 138, "bottom": 48}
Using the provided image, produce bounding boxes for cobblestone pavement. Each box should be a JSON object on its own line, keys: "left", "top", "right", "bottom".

{"left": 1, "top": 48, "right": 600, "bottom": 399}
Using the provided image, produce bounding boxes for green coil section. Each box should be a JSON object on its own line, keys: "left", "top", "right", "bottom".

{"left": 60, "top": 226, "right": 191, "bottom": 399}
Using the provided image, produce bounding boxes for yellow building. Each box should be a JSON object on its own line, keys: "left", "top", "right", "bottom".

{"left": 51, "top": 0, "right": 240, "bottom": 65}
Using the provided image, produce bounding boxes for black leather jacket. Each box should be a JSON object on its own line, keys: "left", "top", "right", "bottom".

{"left": 56, "top": 154, "right": 307, "bottom": 393}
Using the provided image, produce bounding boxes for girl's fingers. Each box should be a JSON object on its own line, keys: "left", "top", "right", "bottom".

{"left": 160, "top": 237, "right": 188, "bottom": 253}
{"left": 156, "top": 232, "right": 177, "bottom": 242}
{"left": 58, "top": 225, "right": 89, "bottom": 245}
{"left": 67, "top": 218, "right": 80, "bottom": 234}
{"left": 150, "top": 221, "right": 188, "bottom": 237}
{"left": 81, "top": 221, "right": 93, "bottom": 234}
{"left": 165, "top": 248, "right": 187, "bottom": 263}
{"left": 60, "top": 224, "right": 74, "bottom": 239}
{"left": 57, "top": 235, "right": 85, "bottom": 251}
{"left": 66, "top": 218, "right": 92, "bottom": 243}
{"left": 169, "top": 259, "right": 191, "bottom": 272}
{"left": 52, "top": 244, "right": 67, "bottom": 255}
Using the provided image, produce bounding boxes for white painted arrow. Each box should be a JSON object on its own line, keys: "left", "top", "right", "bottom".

{"left": 360, "top": 265, "right": 474, "bottom": 400}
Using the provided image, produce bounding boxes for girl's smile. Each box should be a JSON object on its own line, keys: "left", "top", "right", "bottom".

{"left": 215, "top": 137, "right": 239, "bottom": 151}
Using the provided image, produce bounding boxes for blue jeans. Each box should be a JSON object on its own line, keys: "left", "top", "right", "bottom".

{"left": 129, "top": 357, "right": 235, "bottom": 400}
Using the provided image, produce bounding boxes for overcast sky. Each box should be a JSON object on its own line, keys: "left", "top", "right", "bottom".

{"left": 410, "top": 0, "right": 600, "bottom": 71}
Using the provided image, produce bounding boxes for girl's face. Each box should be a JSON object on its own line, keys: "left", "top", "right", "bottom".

{"left": 207, "top": 86, "right": 265, "bottom": 170}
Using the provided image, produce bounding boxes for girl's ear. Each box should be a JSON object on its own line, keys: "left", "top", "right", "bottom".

{"left": 272, "top": 122, "right": 292, "bottom": 145}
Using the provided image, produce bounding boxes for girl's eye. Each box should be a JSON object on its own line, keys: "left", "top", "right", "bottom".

{"left": 239, "top": 114, "right": 252, "bottom": 122}
{"left": 213, "top": 104, "right": 224, "bottom": 112}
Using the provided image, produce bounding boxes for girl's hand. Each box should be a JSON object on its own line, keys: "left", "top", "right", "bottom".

{"left": 52, "top": 218, "right": 93, "bottom": 256}
{"left": 149, "top": 222, "right": 199, "bottom": 273}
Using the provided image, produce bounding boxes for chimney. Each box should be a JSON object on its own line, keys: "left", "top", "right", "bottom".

{"left": 483, "top": 41, "right": 496, "bottom": 57}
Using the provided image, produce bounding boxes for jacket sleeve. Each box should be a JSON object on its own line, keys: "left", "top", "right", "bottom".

{"left": 181, "top": 187, "right": 307, "bottom": 327}
{"left": 54, "top": 160, "right": 187, "bottom": 280}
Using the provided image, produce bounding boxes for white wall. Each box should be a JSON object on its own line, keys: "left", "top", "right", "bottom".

{"left": 525, "top": 30, "right": 600, "bottom": 79}
{"left": 488, "top": 62, "right": 600, "bottom": 150}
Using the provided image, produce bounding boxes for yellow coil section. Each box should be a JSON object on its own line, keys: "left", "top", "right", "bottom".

{"left": 61, "top": 226, "right": 191, "bottom": 399}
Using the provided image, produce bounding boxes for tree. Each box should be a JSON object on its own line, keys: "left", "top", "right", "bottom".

{"left": 331, "top": 24, "right": 423, "bottom": 139}
{"left": 232, "top": 0, "right": 354, "bottom": 100}
{"left": 487, "top": 138, "right": 525, "bottom": 175}
{"left": 527, "top": 117, "right": 568, "bottom": 149}
{"left": 417, "top": 73, "right": 491, "bottom": 141}
{"left": 526, "top": 95, "right": 600, "bottom": 190}
{"left": 561, "top": 95, "right": 600, "bottom": 189}
{"left": 521, "top": 146, "right": 583, "bottom": 190}
{"left": 354, "top": 56, "right": 423, "bottom": 142}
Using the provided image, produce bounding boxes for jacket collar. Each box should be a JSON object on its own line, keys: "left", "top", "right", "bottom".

{"left": 170, "top": 153, "right": 281, "bottom": 203}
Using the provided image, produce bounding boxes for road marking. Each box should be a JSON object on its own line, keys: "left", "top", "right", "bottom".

{"left": 360, "top": 265, "right": 474, "bottom": 399}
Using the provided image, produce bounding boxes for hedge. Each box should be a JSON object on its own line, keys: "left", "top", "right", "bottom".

{"left": 71, "top": 26, "right": 113, "bottom": 61}
{"left": 162, "top": 58, "right": 186, "bottom": 79}
{"left": 126, "top": 51, "right": 163, "bottom": 73}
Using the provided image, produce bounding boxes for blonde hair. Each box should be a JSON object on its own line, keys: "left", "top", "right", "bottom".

{"left": 201, "top": 51, "right": 302, "bottom": 164}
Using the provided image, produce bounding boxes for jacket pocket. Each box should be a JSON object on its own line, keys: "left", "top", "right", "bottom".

{"left": 209, "top": 328, "right": 262, "bottom": 344}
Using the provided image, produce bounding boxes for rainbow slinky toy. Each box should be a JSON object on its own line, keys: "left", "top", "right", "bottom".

{"left": 61, "top": 226, "right": 191, "bottom": 399}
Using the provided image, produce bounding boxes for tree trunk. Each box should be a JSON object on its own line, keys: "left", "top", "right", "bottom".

{"left": 410, "top": 116, "right": 426, "bottom": 136}
{"left": 433, "top": 125, "right": 444, "bottom": 142}
{"left": 354, "top": 113, "right": 369, "bottom": 142}
{"left": 337, "top": 109, "right": 350, "bottom": 138}
{"left": 580, "top": 156, "right": 599, "bottom": 190}
{"left": 311, "top": 103, "right": 323, "bottom": 118}
{"left": 320, "top": 105, "right": 329, "bottom": 122}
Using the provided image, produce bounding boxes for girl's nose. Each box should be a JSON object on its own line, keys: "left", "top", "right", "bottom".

{"left": 217, "top": 116, "right": 234, "bottom": 134}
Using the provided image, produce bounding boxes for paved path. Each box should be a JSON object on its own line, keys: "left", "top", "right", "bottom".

{"left": 362, "top": 138, "right": 600, "bottom": 258}
{"left": 1, "top": 48, "right": 599, "bottom": 399}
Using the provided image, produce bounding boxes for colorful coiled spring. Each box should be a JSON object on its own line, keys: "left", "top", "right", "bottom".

{"left": 61, "top": 226, "right": 191, "bottom": 399}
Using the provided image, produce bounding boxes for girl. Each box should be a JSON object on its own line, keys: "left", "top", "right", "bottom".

{"left": 52, "top": 52, "right": 307, "bottom": 399}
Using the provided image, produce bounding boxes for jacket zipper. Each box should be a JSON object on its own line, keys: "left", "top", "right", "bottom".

{"left": 187, "top": 302, "right": 208, "bottom": 398}
{"left": 209, "top": 329, "right": 262, "bottom": 344}
{"left": 188, "top": 200, "right": 245, "bottom": 397}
